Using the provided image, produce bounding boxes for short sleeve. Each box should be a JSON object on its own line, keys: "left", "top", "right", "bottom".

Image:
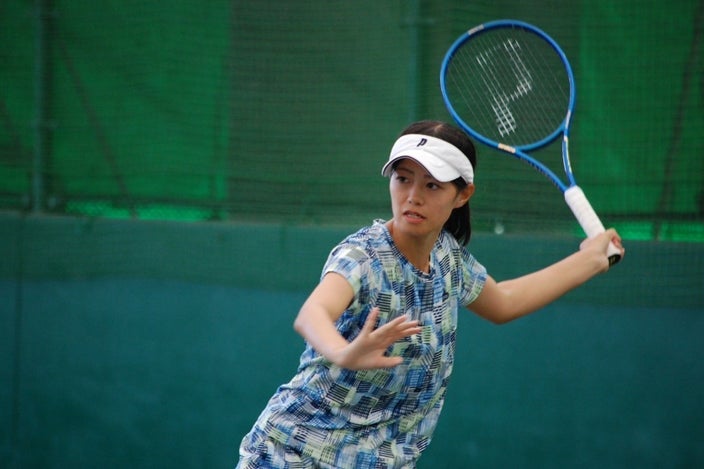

{"left": 458, "top": 247, "right": 487, "bottom": 306}
{"left": 321, "top": 244, "right": 373, "bottom": 312}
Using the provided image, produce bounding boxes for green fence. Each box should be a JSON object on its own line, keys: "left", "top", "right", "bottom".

{"left": 1, "top": 0, "right": 702, "bottom": 239}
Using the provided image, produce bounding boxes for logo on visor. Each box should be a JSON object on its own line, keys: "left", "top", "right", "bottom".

{"left": 417, "top": 138, "right": 427, "bottom": 147}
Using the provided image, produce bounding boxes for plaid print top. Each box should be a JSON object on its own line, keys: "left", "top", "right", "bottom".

{"left": 241, "top": 220, "right": 486, "bottom": 468}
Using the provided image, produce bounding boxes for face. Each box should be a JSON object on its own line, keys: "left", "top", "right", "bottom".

{"left": 389, "top": 158, "right": 474, "bottom": 241}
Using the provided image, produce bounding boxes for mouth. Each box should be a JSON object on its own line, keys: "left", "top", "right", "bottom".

{"left": 403, "top": 210, "right": 426, "bottom": 222}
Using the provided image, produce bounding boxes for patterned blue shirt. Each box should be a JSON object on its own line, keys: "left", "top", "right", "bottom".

{"left": 239, "top": 220, "right": 486, "bottom": 468}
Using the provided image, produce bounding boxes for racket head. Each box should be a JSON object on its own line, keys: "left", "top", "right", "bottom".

{"left": 440, "top": 20, "right": 576, "bottom": 152}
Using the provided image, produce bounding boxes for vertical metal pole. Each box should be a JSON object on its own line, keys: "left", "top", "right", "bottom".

{"left": 405, "top": 1, "right": 433, "bottom": 123}
{"left": 407, "top": 0, "right": 422, "bottom": 122}
{"left": 652, "top": 0, "right": 703, "bottom": 240}
{"left": 32, "top": 0, "right": 52, "bottom": 213}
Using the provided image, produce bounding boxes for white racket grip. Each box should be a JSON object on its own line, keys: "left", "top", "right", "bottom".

{"left": 564, "top": 186, "right": 621, "bottom": 265}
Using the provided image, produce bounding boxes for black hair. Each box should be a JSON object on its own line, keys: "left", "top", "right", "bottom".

{"left": 397, "top": 120, "right": 477, "bottom": 245}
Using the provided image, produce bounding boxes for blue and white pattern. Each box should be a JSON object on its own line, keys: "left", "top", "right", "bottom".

{"left": 237, "top": 220, "right": 486, "bottom": 468}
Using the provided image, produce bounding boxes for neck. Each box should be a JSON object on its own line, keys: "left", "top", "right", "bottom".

{"left": 386, "top": 220, "right": 435, "bottom": 273}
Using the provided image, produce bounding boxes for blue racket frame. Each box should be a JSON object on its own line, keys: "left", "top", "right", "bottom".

{"left": 440, "top": 19, "right": 622, "bottom": 265}
{"left": 440, "top": 19, "right": 577, "bottom": 193}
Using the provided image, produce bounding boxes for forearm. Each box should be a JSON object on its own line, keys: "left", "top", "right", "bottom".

{"left": 292, "top": 272, "right": 356, "bottom": 363}
{"left": 471, "top": 247, "right": 608, "bottom": 324}
{"left": 295, "top": 303, "right": 422, "bottom": 370}
{"left": 293, "top": 301, "right": 349, "bottom": 362}
{"left": 499, "top": 248, "right": 605, "bottom": 318}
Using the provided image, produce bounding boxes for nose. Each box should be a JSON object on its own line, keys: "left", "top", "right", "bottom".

{"left": 407, "top": 184, "right": 422, "bottom": 205}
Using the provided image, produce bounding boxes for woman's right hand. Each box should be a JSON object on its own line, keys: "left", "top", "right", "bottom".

{"left": 331, "top": 307, "right": 421, "bottom": 370}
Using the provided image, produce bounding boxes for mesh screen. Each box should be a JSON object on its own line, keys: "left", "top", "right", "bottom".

{"left": 1, "top": 0, "right": 703, "bottom": 240}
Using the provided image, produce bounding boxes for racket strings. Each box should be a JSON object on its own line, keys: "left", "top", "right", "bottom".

{"left": 446, "top": 28, "right": 570, "bottom": 147}
{"left": 484, "top": 39, "right": 534, "bottom": 137}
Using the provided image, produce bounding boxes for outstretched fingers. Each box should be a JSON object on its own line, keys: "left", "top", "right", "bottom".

{"left": 340, "top": 307, "right": 422, "bottom": 370}
{"left": 366, "top": 308, "right": 422, "bottom": 344}
{"left": 380, "top": 314, "right": 423, "bottom": 340}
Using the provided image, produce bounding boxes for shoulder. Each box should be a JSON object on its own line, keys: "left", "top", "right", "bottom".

{"left": 323, "top": 221, "right": 392, "bottom": 279}
{"left": 328, "top": 220, "right": 391, "bottom": 261}
{"left": 434, "top": 230, "right": 476, "bottom": 267}
{"left": 435, "top": 231, "right": 487, "bottom": 301}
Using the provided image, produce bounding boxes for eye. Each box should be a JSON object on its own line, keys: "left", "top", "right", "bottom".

{"left": 426, "top": 182, "right": 441, "bottom": 190}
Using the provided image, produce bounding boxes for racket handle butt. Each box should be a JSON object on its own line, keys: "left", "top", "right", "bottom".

{"left": 607, "top": 243, "right": 622, "bottom": 266}
{"left": 564, "top": 186, "right": 621, "bottom": 266}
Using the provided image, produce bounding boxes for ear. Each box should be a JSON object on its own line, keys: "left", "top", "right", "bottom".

{"left": 454, "top": 183, "right": 475, "bottom": 208}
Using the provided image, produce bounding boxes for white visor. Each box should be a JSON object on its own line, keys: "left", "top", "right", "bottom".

{"left": 381, "top": 134, "right": 474, "bottom": 183}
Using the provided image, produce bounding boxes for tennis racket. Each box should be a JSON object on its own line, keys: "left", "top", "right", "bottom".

{"left": 440, "top": 19, "right": 621, "bottom": 265}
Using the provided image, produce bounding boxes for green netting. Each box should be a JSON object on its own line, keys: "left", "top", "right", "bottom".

{"left": 1, "top": 0, "right": 703, "bottom": 240}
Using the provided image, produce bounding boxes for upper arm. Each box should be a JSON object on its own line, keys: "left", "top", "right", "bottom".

{"left": 466, "top": 274, "right": 512, "bottom": 324}
{"left": 300, "top": 271, "right": 356, "bottom": 323}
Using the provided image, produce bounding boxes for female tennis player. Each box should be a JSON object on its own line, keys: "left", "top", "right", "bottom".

{"left": 236, "top": 120, "right": 624, "bottom": 468}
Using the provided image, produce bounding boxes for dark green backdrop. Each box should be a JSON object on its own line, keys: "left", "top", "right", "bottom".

{"left": 1, "top": 213, "right": 703, "bottom": 467}
{"left": 1, "top": 0, "right": 704, "bottom": 467}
